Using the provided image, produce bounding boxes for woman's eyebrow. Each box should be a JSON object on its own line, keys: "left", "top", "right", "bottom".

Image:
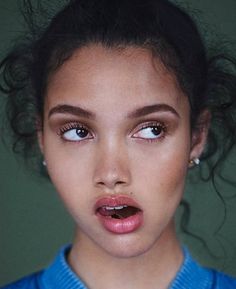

{"left": 48, "top": 104, "right": 95, "bottom": 119}
{"left": 127, "top": 104, "right": 180, "bottom": 118}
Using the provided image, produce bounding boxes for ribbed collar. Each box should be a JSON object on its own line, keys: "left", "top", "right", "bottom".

{"left": 40, "top": 245, "right": 87, "bottom": 289}
{"left": 40, "top": 245, "right": 213, "bottom": 289}
{"left": 170, "top": 248, "right": 212, "bottom": 289}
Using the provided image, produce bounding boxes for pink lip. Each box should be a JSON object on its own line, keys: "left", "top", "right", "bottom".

{"left": 95, "top": 195, "right": 143, "bottom": 234}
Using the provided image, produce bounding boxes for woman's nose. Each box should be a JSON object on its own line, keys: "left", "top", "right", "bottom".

{"left": 93, "top": 143, "right": 131, "bottom": 190}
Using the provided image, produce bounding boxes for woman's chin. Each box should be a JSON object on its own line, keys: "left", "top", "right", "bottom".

{"left": 94, "top": 234, "right": 157, "bottom": 259}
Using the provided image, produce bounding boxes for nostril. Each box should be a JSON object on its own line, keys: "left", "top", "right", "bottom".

{"left": 96, "top": 180, "right": 126, "bottom": 187}
{"left": 93, "top": 163, "right": 131, "bottom": 189}
{"left": 116, "top": 181, "right": 126, "bottom": 185}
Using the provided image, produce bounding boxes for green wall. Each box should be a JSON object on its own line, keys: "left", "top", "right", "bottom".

{"left": 0, "top": 0, "right": 236, "bottom": 286}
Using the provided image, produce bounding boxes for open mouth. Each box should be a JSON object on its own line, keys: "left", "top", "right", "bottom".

{"left": 95, "top": 196, "right": 143, "bottom": 234}
{"left": 97, "top": 205, "right": 141, "bottom": 219}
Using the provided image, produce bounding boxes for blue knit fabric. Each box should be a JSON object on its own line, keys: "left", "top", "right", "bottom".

{"left": 2, "top": 246, "right": 236, "bottom": 289}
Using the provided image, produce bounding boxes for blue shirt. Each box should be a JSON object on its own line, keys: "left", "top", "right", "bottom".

{"left": 2, "top": 246, "right": 236, "bottom": 289}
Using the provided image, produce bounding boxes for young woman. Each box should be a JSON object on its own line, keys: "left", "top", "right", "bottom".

{"left": 1, "top": 0, "right": 236, "bottom": 288}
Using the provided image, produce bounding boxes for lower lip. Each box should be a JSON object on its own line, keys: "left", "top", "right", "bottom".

{"left": 96, "top": 211, "right": 143, "bottom": 234}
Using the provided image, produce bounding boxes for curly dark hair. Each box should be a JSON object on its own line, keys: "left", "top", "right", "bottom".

{"left": 1, "top": 0, "right": 236, "bottom": 173}
{"left": 0, "top": 0, "right": 236, "bottom": 178}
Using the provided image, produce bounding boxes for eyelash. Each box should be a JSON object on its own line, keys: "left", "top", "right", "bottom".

{"left": 58, "top": 122, "right": 92, "bottom": 140}
{"left": 57, "top": 121, "right": 168, "bottom": 142}
{"left": 132, "top": 122, "right": 167, "bottom": 142}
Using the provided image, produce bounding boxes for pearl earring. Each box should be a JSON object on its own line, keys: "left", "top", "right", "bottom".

{"left": 189, "top": 158, "right": 200, "bottom": 167}
{"left": 43, "top": 160, "right": 47, "bottom": 166}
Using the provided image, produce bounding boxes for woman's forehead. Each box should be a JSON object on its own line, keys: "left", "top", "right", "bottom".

{"left": 46, "top": 44, "right": 186, "bottom": 108}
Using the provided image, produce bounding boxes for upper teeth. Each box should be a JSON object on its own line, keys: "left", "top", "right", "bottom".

{"left": 104, "top": 205, "right": 128, "bottom": 210}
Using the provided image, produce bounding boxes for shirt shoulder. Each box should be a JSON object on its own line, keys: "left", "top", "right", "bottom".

{"left": 213, "top": 270, "right": 236, "bottom": 289}
{"left": 170, "top": 248, "right": 236, "bottom": 289}
{"left": 1, "top": 271, "right": 43, "bottom": 289}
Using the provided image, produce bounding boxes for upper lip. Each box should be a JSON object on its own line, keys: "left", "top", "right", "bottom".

{"left": 94, "top": 195, "right": 142, "bottom": 212}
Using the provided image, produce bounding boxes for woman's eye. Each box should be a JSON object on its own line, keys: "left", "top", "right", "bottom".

{"left": 133, "top": 124, "right": 165, "bottom": 140}
{"left": 60, "top": 126, "right": 92, "bottom": 142}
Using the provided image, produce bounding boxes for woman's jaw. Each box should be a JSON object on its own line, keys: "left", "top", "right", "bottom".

{"left": 68, "top": 219, "right": 183, "bottom": 289}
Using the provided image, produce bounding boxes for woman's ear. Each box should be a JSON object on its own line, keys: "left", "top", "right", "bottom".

{"left": 189, "top": 109, "right": 211, "bottom": 164}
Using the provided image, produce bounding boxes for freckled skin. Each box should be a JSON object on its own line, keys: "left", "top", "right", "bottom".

{"left": 39, "top": 45, "right": 207, "bottom": 289}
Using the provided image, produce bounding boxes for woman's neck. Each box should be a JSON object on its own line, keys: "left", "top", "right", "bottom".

{"left": 68, "top": 223, "right": 183, "bottom": 289}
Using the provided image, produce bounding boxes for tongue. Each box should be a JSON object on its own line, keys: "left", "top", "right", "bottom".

{"left": 98, "top": 206, "right": 139, "bottom": 219}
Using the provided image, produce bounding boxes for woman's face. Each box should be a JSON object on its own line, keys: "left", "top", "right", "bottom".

{"left": 39, "top": 45, "right": 203, "bottom": 258}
